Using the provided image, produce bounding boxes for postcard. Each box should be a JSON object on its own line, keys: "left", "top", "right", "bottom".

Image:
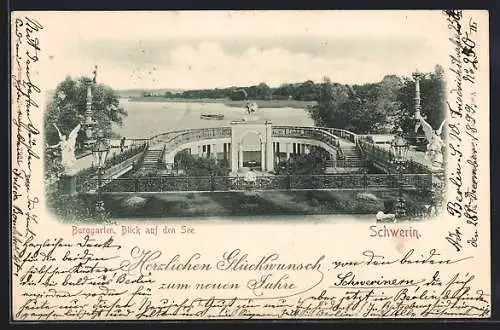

{"left": 10, "top": 10, "right": 490, "bottom": 320}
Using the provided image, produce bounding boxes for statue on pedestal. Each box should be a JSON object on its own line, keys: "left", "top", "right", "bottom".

{"left": 244, "top": 102, "right": 259, "bottom": 121}
{"left": 414, "top": 111, "right": 446, "bottom": 168}
{"left": 47, "top": 123, "right": 82, "bottom": 175}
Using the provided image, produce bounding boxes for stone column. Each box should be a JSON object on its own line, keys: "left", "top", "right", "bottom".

{"left": 260, "top": 141, "right": 266, "bottom": 171}
{"left": 238, "top": 144, "right": 244, "bottom": 169}
{"left": 231, "top": 142, "right": 238, "bottom": 173}
{"left": 413, "top": 70, "right": 422, "bottom": 113}
{"left": 198, "top": 145, "right": 202, "bottom": 157}
{"left": 212, "top": 144, "right": 217, "bottom": 160}
{"left": 286, "top": 142, "right": 291, "bottom": 160}
{"left": 265, "top": 122, "right": 274, "bottom": 172}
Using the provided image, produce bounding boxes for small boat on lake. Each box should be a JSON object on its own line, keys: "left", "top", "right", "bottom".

{"left": 200, "top": 113, "right": 224, "bottom": 120}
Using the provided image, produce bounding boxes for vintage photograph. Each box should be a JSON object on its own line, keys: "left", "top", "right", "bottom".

{"left": 11, "top": 10, "right": 491, "bottom": 321}
{"left": 42, "top": 11, "right": 447, "bottom": 223}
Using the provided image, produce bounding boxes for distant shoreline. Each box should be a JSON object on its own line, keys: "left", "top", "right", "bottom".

{"left": 127, "top": 97, "right": 317, "bottom": 109}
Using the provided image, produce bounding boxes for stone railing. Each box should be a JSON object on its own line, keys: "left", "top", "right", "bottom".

{"left": 162, "top": 127, "right": 232, "bottom": 152}
{"left": 272, "top": 126, "right": 344, "bottom": 159}
{"left": 318, "top": 127, "right": 358, "bottom": 143}
{"left": 357, "top": 138, "right": 432, "bottom": 174}
{"left": 79, "top": 173, "right": 432, "bottom": 193}
{"left": 75, "top": 150, "right": 147, "bottom": 193}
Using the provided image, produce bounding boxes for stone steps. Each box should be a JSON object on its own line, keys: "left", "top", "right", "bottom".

{"left": 340, "top": 144, "right": 362, "bottom": 161}
{"left": 141, "top": 149, "right": 163, "bottom": 169}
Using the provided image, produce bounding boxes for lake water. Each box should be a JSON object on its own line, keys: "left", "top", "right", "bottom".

{"left": 113, "top": 99, "right": 314, "bottom": 138}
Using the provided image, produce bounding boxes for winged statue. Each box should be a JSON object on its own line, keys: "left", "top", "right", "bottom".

{"left": 414, "top": 111, "right": 446, "bottom": 167}
{"left": 245, "top": 101, "right": 258, "bottom": 115}
{"left": 47, "top": 123, "right": 81, "bottom": 175}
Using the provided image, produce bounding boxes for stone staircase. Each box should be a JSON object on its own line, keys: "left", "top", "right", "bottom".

{"left": 141, "top": 148, "right": 163, "bottom": 170}
{"left": 341, "top": 144, "right": 362, "bottom": 163}
{"left": 326, "top": 141, "right": 363, "bottom": 171}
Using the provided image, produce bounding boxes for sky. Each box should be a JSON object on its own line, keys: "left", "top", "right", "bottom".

{"left": 25, "top": 11, "right": 449, "bottom": 90}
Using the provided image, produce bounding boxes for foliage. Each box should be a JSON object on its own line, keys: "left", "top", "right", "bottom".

{"left": 308, "top": 67, "right": 445, "bottom": 136}
{"left": 45, "top": 76, "right": 128, "bottom": 152}
{"left": 44, "top": 76, "right": 128, "bottom": 182}
{"left": 275, "top": 148, "right": 328, "bottom": 175}
{"left": 154, "top": 80, "right": 319, "bottom": 102}
{"left": 309, "top": 76, "right": 402, "bottom": 134}
{"left": 229, "top": 89, "right": 248, "bottom": 101}
{"left": 395, "top": 65, "right": 446, "bottom": 137}
{"left": 174, "top": 151, "right": 229, "bottom": 177}
{"left": 45, "top": 185, "right": 93, "bottom": 222}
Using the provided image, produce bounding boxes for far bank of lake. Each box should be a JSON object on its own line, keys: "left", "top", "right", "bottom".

{"left": 128, "top": 97, "right": 317, "bottom": 109}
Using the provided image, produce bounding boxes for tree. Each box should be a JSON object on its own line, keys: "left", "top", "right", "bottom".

{"left": 44, "top": 76, "right": 127, "bottom": 182}
{"left": 395, "top": 65, "right": 446, "bottom": 138}
{"left": 229, "top": 88, "right": 248, "bottom": 101}
{"left": 274, "top": 83, "right": 294, "bottom": 100}
{"left": 255, "top": 82, "right": 272, "bottom": 100}
{"left": 295, "top": 80, "right": 318, "bottom": 101}
{"left": 45, "top": 76, "right": 127, "bottom": 152}
{"left": 308, "top": 77, "right": 351, "bottom": 128}
{"left": 309, "top": 75, "right": 405, "bottom": 134}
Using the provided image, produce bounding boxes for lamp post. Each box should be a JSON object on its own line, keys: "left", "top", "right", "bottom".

{"left": 391, "top": 127, "right": 409, "bottom": 218}
{"left": 92, "top": 130, "right": 110, "bottom": 217}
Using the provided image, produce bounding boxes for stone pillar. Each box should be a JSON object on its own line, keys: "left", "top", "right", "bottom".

{"left": 231, "top": 142, "right": 238, "bottom": 173}
{"left": 198, "top": 145, "right": 202, "bottom": 157}
{"left": 260, "top": 141, "right": 266, "bottom": 171}
{"left": 212, "top": 144, "right": 217, "bottom": 159}
{"left": 286, "top": 142, "right": 291, "bottom": 160}
{"left": 265, "top": 122, "right": 274, "bottom": 172}
{"left": 413, "top": 70, "right": 422, "bottom": 113}
{"left": 238, "top": 144, "right": 244, "bottom": 169}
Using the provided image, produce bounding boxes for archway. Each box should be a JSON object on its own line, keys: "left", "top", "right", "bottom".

{"left": 239, "top": 131, "right": 263, "bottom": 170}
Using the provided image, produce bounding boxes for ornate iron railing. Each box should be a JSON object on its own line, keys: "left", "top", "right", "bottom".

{"left": 326, "top": 159, "right": 365, "bottom": 168}
{"left": 79, "top": 173, "right": 432, "bottom": 193}
{"left": 272, "top": 126, "right": 343, "bottom": 159}
{"left": 163, "top": 127, "right": 232, "bottom": 152}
